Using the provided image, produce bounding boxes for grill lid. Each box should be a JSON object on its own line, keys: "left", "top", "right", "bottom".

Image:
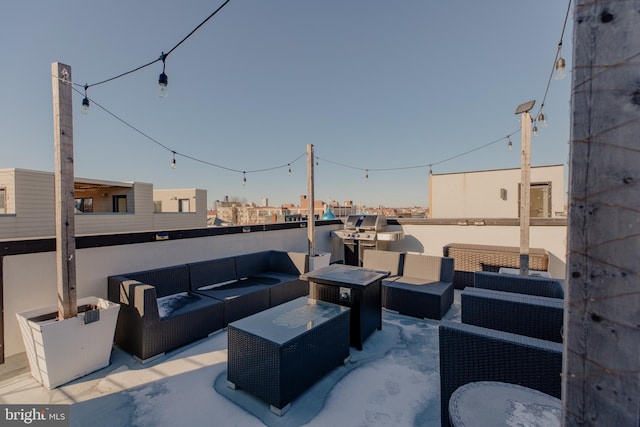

{"left": 344, "top": 214, "right": 386, "bottom": 231}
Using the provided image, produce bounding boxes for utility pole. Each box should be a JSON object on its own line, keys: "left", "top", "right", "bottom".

{"left": 52, "top": 62, "right": 77, "bottom": 319}
{"left": 515, "top": 100, "right": 535, "bottom": 276}
{"left": 307, "top": 144, "right": 315, "bottom": 257}
{"left": 563, "top": 1, "right": 639, "bottom": 425}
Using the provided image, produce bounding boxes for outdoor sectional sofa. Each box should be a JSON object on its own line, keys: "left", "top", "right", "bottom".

{"left": 108, "top": 250, "right": 309, "bottom": 362}
{"left": 362, "top": 249, "right": 454, "bottom": 320}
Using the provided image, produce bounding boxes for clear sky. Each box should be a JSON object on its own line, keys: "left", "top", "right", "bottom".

{"left": 0, "top": 0, "right": 572, "bottom": 209}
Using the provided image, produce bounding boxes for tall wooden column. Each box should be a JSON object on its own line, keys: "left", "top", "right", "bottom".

{"left": 563, "top": 2, "right": 639, "bottom": 425}
{"left": 307, "top": 144, "right": 316, "bottom": 257}
{"left": 519, "top": 111, "right": 532, "bottom": 276}
{"left": 52, "top": 62, "right": 77, "bottom": 319}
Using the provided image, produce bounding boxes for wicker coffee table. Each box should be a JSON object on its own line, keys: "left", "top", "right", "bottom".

{"left": 227, "top": 297, "right": 350, "bottom": 415}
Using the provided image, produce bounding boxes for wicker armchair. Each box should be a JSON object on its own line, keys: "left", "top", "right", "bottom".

{"left": 461, "top": 287, "right": 564, "bottom": 343}
{"left": 474, "top": 271, "right": 564, "bottom": 299}
{"left": 439, "top": 321, "right": 562, "bottom": 427}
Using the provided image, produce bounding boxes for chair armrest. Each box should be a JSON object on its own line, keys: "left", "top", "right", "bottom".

{"left": 439, "top": 320, "right": 562, "bottom": 427}
{"left": 474, "top": 271, "right": 564, "bottom": 298}
{"left": 461, "top": 287, "right": 564, "bottom": 342}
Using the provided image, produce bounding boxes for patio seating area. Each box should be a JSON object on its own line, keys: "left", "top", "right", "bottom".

{"left": 0, "top": 265, "right": 572, "bottom": 426}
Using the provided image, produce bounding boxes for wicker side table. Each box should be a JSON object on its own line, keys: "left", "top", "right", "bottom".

{"left": 227, "top": 297, "right": 350, "bottom": 415}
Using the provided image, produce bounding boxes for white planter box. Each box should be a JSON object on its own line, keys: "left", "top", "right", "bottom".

{"left": 309, "top": 252, "right": 331, "bottom": 271}
{"left": 16, "top": 296, "right": 120, "bottom": 389}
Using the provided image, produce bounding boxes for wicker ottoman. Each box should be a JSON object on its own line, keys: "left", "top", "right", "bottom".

{"left": 227, "top": 297, "right": 350, "bottom": 415}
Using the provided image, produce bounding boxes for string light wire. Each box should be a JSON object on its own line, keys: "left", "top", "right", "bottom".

{"left": 73, "top": 0, "right": 232, "bottom": 90}
{"left": 72, "top": 86, "right": 304, "bottom": 176}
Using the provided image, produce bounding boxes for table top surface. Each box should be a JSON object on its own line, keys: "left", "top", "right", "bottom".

{"left": 301, "top": 264, "right": 389, "bottom": 288}
{"left": 228, "top": 297, "right": 349, "bottom": 345}
{"left": 449, "top": 381, "right": 562, "bottom": 427}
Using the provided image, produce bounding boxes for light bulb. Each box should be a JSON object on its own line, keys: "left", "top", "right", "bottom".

{"left": 537, "top": 113, "right": 548, "bottom": 128}
{"left": 158, "top": 72, "right": 168, "bottom": 97}
{"left": 242, "top": 172, "right": 247, "bottom": 186}
{"left": 81, "top": 97, "right": 90, "bottom": 115}
{"left": 365, "top": 170, "right": 369, "bottom": 180}
{"left": 288, "top": 164, "right": 292, "bottom": 176}
{"left": 170, "top": 152, "right": 176, "bottom": 169}
{"left": 507, "top": 138, "right": 513, "bottom": 150}
{"left": 532, "top": 124, "right": 538, "bottom": 136}
{"left": 554, "top": 57, "right": 566, "bottom": 80}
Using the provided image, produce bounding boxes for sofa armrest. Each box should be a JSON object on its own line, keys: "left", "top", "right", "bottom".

{"left": 461, "top": 287, "right": 564, "bottom": 342}
{"left": 108, "top": 275, "right": 159, "bottom": 320}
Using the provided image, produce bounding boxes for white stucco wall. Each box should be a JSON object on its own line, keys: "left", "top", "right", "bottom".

{"left": 430, "top": 165, "right": 565, "bottom": 218}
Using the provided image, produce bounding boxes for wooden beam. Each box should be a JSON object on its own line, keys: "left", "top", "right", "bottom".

{"left": 564, "top": 2, "right": 640, "bottom": 425}
{"left": 307, "top": 144, "right": 316, "bottom": 257}
{"left": 52, "top": 62, "right": 77, "bottom": 319}
{"left": 519, "top": 111, "right": 532, "bottom": 275}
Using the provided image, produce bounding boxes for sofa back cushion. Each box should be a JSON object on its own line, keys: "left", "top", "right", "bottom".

{"left": 125, "top": 264, "right": 190, "bottom": 298}
{"left": 235, "top": 251, "right": 271, "bottom": 278}
{"left": 189, "top": 257, "right": 237, "bottom": 289}
{"left": 269, "top": 251, "right": 308, "bottom": 276}
{"left": 362, "top": 250, "right": 402, "bottom": 276}
{"left": 402, "top": 254, "right": 454, "bottom": 282}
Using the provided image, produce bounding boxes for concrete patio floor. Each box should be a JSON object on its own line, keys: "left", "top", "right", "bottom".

{"left": 0, "top": 292, "right": 461, "bottom": 427}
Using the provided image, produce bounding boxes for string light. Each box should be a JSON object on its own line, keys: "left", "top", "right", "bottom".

{"left": 532, "top": 123, "right": 539, "bottom": 136}
{"left": 507, "top": 136, "right": 513, "bottom": 150}
{"left": 158, "top": 53, "right": 168, "bottom": 98}
{"left": 554, "top": 42, "right": 567, "bottom": 80}
{"left": 537, "top": 112, "right": 548, "bottom": 128}
{"left": 171, "top": 151, "right": 176, "bottom": 169}
{"left": 288, "top": 164, "right": 292, "bottom": 175}
{"left": 81, "top": 84, "right": 90, "bottom": 115}
{"left": 365, "top": 169, "right": 369, "bottom": 180}
{"left": 242, "top": 171, "right": 247, "bottom": 186}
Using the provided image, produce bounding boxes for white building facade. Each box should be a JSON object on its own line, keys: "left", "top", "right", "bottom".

{"left": 429, "top": 164, "right": 565, "bottom": 219}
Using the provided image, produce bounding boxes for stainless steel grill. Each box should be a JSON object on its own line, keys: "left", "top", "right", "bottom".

{"left": 333, "top": 214, "right": 404, "bottom": 266}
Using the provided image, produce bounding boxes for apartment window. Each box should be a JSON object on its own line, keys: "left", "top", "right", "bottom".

{"left": 0, "top": 188, "right": 5, "bottom": 214}
{"left": 153, "top": 201, "right": 162, "bottom": 213}
{"left": 178, "top": 199, "right": 190, "bottom": 213}
{"left": 74, "top": 198, "right": 93, "bottom": 213}
{"left": 518, "top": 182, "right": 552, "bottom": 218}
{"left": 113, "top": 195, "right": 127, "bottom": 212}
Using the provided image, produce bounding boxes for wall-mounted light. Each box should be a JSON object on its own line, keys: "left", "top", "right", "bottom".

{"left": 500, "top": 188, "right": 507, "bottom": 200}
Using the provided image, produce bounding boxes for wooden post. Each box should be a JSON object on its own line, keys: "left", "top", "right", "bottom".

{"left": 564, "top": 1, "right": 640, "bottom": 425}
{"left": 307, "top": 144, "right": 315, "bottom": 257}
{"left": 52, "top": 62, "right": 77, "bottom": 319}
{"left": 519, "top": 111, "right": 531, "bottom": 276}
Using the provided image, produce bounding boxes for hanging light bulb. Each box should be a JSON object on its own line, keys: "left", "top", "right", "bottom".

{"left": 507, "top": 136, "right": 513, "bottom": 150}
{"left": 537, "top": 112, "right": 548, "bottom": 128}
{"left": 158, "top": 52, "right": 168, "bottom": 97}
{"left": 170, "top": 151, "right": 176, "bottom": 169}
{"left": 81, "top": 84, "right": 90, "bottom": 115}
{"left": 429, "top": 166, "right": 433, "bottom": 176}
{"left": 242, "top": 172, "right": 247, "bottom": 186}
{"left": 288, "top": 164, "right": 292, "bottom": 176}
{"left": 532, "top": 123, "right": 539, "bottom": 136}
{"left": 365, "top": 169, "right": 369, "bottom": 180}
{"left": 554, "top": 42, "right": 566, "bottom": 80}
